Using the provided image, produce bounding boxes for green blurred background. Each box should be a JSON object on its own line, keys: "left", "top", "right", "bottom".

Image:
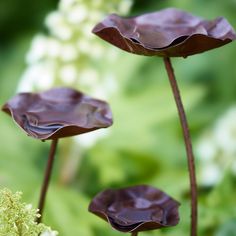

{"left": 1, "top": 0, "right": 236, "bottom": 235}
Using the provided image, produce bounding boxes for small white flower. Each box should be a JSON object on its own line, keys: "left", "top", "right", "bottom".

{"left": 67, "top": 5, "right": 88, "bottom": 24}
{"left": 37, "top": 74, "right": 55, "bottom": 90}
{"left": 46, "top": 12, "right": 72, "bottom": 40}
{"left": 18, "top": 73, "right": 36, "bottom": 92}
{"left": 45, "top": 11, "right": 63, "bottom": 29}
{"left": 54, "top": 25, "right": 73, "bottom": 40}
{"left": 19, "top": 63, "right": 55, "bottom": 91}
{"left": 59, "top": 65, "right": 77, "bottom": 84}
{"left": 60, "top": 44, "right": 78, "bottom": 61}
{"left": 47, "top": 38, "right": 62, "bottom": 58}
{"left": 26, "top": 35, "right": 48, "bottom": 63}
{"left": 59, "top": 0, "right": 78, "bottom": 11}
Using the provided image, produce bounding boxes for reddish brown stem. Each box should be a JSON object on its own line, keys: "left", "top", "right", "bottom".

{"left": 163, "top": 57, "right": 198, "bottom": 236}
{"left": 131, "top": 232, "right": 138, "bottom": 236}
{"left": 36, "top": 139, "right": 58, "bottom": 223}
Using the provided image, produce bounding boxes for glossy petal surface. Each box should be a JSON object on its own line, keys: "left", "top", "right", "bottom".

{"left": 89, "top": 185, "right": 180, "bottom": 233}
{"left": 93, "top": 8, "right": 236, "bottom": 57}
{"left": 2, "top": 88, "right": 113, "bottom": 140}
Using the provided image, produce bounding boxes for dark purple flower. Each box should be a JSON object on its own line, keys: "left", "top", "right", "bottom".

{"left": 2, "top": 87, "right": 113, "bottom": 140}
{"left": 89, "top": 185, "right": 180, "bottom": 233}
{"left": 92, "top": 8, "right": 236, "bottom": 57}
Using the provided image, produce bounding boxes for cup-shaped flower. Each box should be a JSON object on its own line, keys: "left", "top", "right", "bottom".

{"left": 2, "top": 87, "right": 113, "bottom": 140}
{"left": 92, "top": 8, "right": 236, "bottom": 57}
{"left": 89, "top": 185, "right": 180, "bottom": 233}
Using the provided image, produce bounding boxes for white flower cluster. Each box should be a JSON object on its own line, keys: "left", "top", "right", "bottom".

{"left": 197, "top": 106, "right": 236, "bottom": 186}
{"left": 18, "top": 0, "right": 132, "bottom": 100}
{"left": 18, "top": 0, "right": 132, "bottom": 152}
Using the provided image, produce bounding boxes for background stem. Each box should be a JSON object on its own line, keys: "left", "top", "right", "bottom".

{"left": 131, "top": 232, "right": 138, "bottom": 236}
{"left": 163, "top": 57, "right": 198, "bottom": 236}
{"left": 36, "top": 139, "right": 58, "bottom": 223}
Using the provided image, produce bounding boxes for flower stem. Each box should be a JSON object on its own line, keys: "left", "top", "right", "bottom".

{"left": 131, "top": 232, "right": 138, "bottom": 236}
{"left": 163, "top": 57, "right": 198, "bottom": 236}
{"left": 36, "top": 139, "right": 58, "bottom": 223}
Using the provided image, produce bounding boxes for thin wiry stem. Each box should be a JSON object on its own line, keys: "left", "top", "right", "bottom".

{"left": 131, "top": 232, "right": 138, "bottom": 236}
{"left": 163, "top": 57, "right": 198, "bottom": 236}
{"left": 36, "top": 139, "right": 58, "bottom": 223}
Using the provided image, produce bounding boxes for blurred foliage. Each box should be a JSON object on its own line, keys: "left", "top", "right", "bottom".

{"left": 0, "top": 0, "right": 58, "bottom": 45}
{"left": 1, "top": 0, "right": 236, "bottom": 236}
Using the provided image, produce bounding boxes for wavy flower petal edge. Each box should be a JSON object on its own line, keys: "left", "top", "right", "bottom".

{"left": 89, "top": 185, "right": 180, "bottom": 233}
{"left": 2, "top": 87, "right": 113, "bottom": 140}
{"left": 92, "top": 8, "right": 236, "bottom": 57}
